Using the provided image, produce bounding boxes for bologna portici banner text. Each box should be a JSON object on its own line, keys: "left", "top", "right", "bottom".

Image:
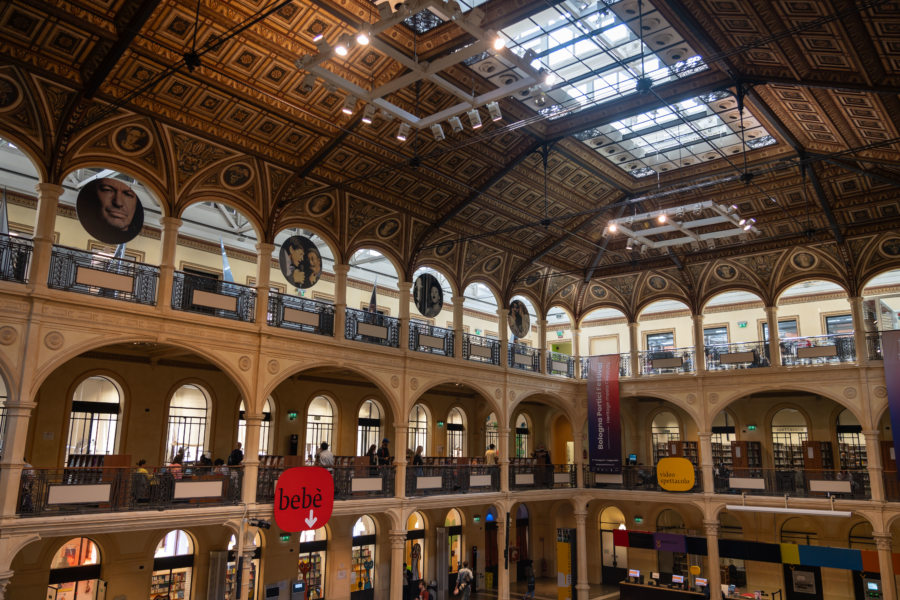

{"left": 587, "top": 355, "right": 621, "bottom": 473}
{"left": 884, "top": 330, "right": 900, "bottom": 480}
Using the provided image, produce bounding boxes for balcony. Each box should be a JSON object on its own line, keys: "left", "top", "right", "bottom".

{"left": 0, "top": 233, "right": 32, "bottom": 283}
{"left": 409, "top": 322, "right": 454, "bottom": 356}
{"left": 463, "top": 333, "right": 500, "bottom": 365}
{"left": 583, "top": 465, "right": 702, "bottom": 493}
{"left": 866, "top": 331, "right": 884, "bottom": 361}
{"left": 406, "top": 461, "right": 500, "bottom": 496}
{"left": 547, "top": 351, "right": 574, "bottom": 378}
{"left": 639, "top": 348, "right": 695, "bottom": 375}
{"left": 48, "top": 245, "right": 159, "bottom": 305}
{"left": 267, "top": 292, "right": 334, "bottom": 336}
{"left": 171, "top": 271, "right": 256, "bottom": 322}
{"left": 510, "top": 461, "right": 576, "bottom": 490}
{"left": 704, "top": 341, "right": 768, "bottom": 370}
{"left": 18, "top": 466, "right": 242, "bottom": 516}
{"left": 714, "top": 468, "right": 870, "bottom": 499}
{"left": 345, "top": 308, "right": 400, "bottom": 348}
{"left": 508, "top": 342, "right": 540, "bottom": 372}
{"left": 581, "top": 353, "right": 632, "bottom": 379}
{"left": 780, "top": 334, "right": 855, "bottom": 366}
{"left": 257, "top": 461, "right": 395, "bottom": 502}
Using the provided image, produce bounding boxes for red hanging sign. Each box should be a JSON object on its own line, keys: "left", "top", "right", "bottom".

{"left": 274, "top": 467, "right": 334, "bottom": 532}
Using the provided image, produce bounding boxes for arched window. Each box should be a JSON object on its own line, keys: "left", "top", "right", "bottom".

{"left": 299, "top": 527, "right": 327, "bottom": 599}
{"left": 406, "top": 512, "right": 426, "bottom": 583}
{"left": 306, "top": 396, "right": 335, "bottom": 460}
{"left": 599, "top": 507, "right": 627, "bottom": 577}
{"left": 153, "top": 530, "right": 195, "bottom": 599}
{"left": 849, "top": 521, "right": 875, "bottom": 550}
{"left": 515, "top": 504, "right": 530, "bottom": 563}
{"left": 837, "top": 409, "right": 867, "bottom": 469}
{"left": 447, "top": 408, "right": 466, "bottom": 457}
{"left": 514, "top": 413, "right": 530, "bottom": 458}
{"left": 651, "top": 411, "right": 680, "bottom": 463}
{"left": 228, "top": 532, "right": 261, "bottom": 600}
{"left": 485, "top": 412, "right": 499, "bottom": 451}
{"left": 48, "top": 537, "right": 102, "bottom": 598}
{"left": 771, "top": 408, "right": 808, "bottom": 469}
{"left": 446, "top": 509, "right": 463, "bottom": 574}
{"left": 166, "top": 384, "right": 210, "bottom": 463}
{"left": 656, "top": 509, "right": 687, "bottom": 576}
{"left": 0, "top": 375, "right": 7, "bottom": 458}
{"left": 352, "top": 516, "right": 377, "bottom": 595}
{"left": 711, "top": 411, "right": 737, "bottom": 471}
{"left": 238, "top": 398, "right": 274, "bottom": 456}
{"left": 66, "top": 376, "right": 122, "bottom": 459}
{"left": 780, "top": 517, "right": 817, "bottom": 545}
{"left": 357, "top": 399, "right": 383, "bottom": 456}
{"left": 408, "top": 405, "right": 429, "bottom": 455}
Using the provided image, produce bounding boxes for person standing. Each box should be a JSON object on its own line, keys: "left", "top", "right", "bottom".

{"left": 484, "top": 443, "right": 498, "bottom": 465}
{"left": 227, "top": 442, "right": 244, "bottom": 466}
{"left": 524, "top": 563, "right": 536, "bottom": 599}
{"left": 376, "top": 438, "right": 392, "bottom": 465}
{"left": 317, "top": 441, "right": 335, "bottom": 474}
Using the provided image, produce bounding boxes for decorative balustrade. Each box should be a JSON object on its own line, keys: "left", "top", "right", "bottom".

{"left": 639, "top": 348, "right": 696, "bottom": 375}
{"left": 47, "top": 245, "right": 159, "bottom": 305}
{"left": 704, "top": 341, "right": 769, "bottom": 371}
{"left": 257, "top": 462, "right": 395, "bottom": 501}
{"left": 866, "top": 331, "right": 884, "bottom": 361}
{"left": 508, "top": 342, "right": 540, "bottom": 372}
{"left": 463, "top": 333, "right": 500, "bottom": 365}
{"left": 267, "top": 292, "right": 334, "bottom": 336}
{"left": 714, "top": 467, "right": 870, "bottom": 499}
{"left": 0, "top": 233, "right": 32, "bottom": 283}
{"left": 344, "top": 308, "right": 400, "bottom": 348}
{"left": 509, "top": 460, "right": 575, "bottom": 490}
{"left": 779, "top": 334, "right": 856, "bottom": 366}
{"left": 546, "top": 351, "right": 574, "bottom": 377}
{"left": 171, "top": 271, "right": 256, "bottom": 322}
{"left": 405, "top": 461, "right": 500, "bottom": 496}
{"left": 580, "top": 353, "right": 632, "bottom": 379}
{"left": 409, "top": 321, "right": 454, "bottom": 356}
{"left": 583, "top": 465, "right": 702, "bottom": 493}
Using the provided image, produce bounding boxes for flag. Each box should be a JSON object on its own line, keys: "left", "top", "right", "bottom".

{"left": 368, "top": 279, "right": 377, "bottom": 313}
{"left": 0, "top": 187, "right": 8, "bottom": 236}
{"left": 106, "top": 243, "right": 127, "bottom": 273}
{"left": 113, "top": 243, "right": 126, "bottom": 259}
{"left": 220, "top": 238, "right": 234, "bottom": 283}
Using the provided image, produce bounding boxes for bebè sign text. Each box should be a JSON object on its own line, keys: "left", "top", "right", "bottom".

{"left": 274, "top": 467, "right": 334, "bottom": 532}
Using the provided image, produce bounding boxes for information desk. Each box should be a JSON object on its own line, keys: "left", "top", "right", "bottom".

{"left": 620, "top": 581, "right": 706, "bottom": 600}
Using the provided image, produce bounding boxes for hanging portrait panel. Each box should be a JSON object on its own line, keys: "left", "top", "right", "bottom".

{"left": 413, "top": 273, "right": 443, "bottom": 317}
{"left": 279, "top": 235, "right": 322, "bottom": 289}
{"left": 508, "top": 299, "right": 531, "bottom": 338}
{"left": 76, "top": 176, "right": 146, "bottom": 244}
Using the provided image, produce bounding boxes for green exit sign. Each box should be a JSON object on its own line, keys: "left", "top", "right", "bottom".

{"left": 280, "top": 534, "right": 291, "bottom": 542}
{"left": 747, "top": 425, "right": 757, "bottom": 431}
{"left": 738, "top": 321, "right": 747, "bottom": 328}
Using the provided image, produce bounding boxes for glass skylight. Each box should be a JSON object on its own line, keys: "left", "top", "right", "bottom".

{"left": 494, "top": 0, "right": 705, "bottom": 115}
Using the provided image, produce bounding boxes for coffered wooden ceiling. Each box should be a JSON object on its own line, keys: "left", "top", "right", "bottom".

{"left": 1, "top": 0, "right": 900, "bottom": 315}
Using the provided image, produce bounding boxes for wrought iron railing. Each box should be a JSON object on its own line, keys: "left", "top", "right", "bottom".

{"left": 547, "top": 351, "right": 574, "bottom": 377}
{"left": 17, "top": 466, "right": 242, "bottom": 516}
{"left": 344, "top": 308, "right": 400, "bottom": 347}
{"left": 639, "top": 348, "right": 696, "bottom": 375}
{"left": 866, "top": 331, "right": 884, "bottom": 361}
{"left": 405, "top": 462, "right": 500, "bottom": 496}
{"left": 580, "top": 353, "right": 632, "bottom": 379}
{"left": 779, "top": 334, "right": 856, "bottom": 366}
{"left": 583, "top": 464, "right": 702, "bottom": 493}
{"left": 509, "top": 461, "right": 575, "bottom": 490}
{"left": 47, "top": 245, "right": 158, "bottom": 305}
{"left": 0, "top": 233, "right": 32, "bottom": 283}
{"left": 257, "top": 463, "right": 395, "bottom": 501}
{"left": 704, "top": 341, "right": 769, "bottom": 371}
{"left": 171, "top": 271, "right": 256, "bottom": 322}
{"left": 713, "top": 467, "right": 870, "bottom": 499}
{"left": 462, "top": 333, "right": 500, "bottom": 365}
{"left": 409, "top": 321, "right": 454, "bottom": 356}
{"left": 508, "top": 342, "right": 540, "bottom": 372}
{"left": 267, "top": 291, "right": 334, "bottom": 336}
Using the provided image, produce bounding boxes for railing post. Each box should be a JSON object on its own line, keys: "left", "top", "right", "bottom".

{"left": 572, "top": 327, "right": 582, "bottom": 378}
{"left": 254, "top": 243, "right": 274, "bottom": 326}
{"left": 500, "top": 427, "right": 510, "bottom": 493}
{"left": 538, "top": 318, "right": 548, "bottom": 374}
{"left": 157, "top": 217, "right": 181, "bottom": 312}
{"left": 398, "top": 280, "right": 411, "bottom": 350}
{"left": 574, "top": 508, "right": 590, "bottom": 600}
{"left": 703, "top": 521, "right": 723, "bottom": 593}
{"left": 874, "top": 533, "right": 897, "bottom": 600}
{"left": 241, "top": 414, "right": 262, "bottom": 504}
{"left": 394, "top": 425, "right": 408, "bottom": 498}
{"left": 452, "top": 294, "right": 465, "bottom": 360}
{"left": 574, "top": 430, "right": 585, "bottom": 489}
{"left": 849, "top": 296, "right": 868, "bottom": 362}
{"left": 27, "top": 183, "right": 63, "bottom": 291}
{"left": 864, "top": 430, "right": 885, "bottom": 502}
{"left": 333, "top": 263, "right": 349, "bottom": 337}
{"left": 698, "top": 432, "right": 714, "bottom": 493}
{"left": 692, "top": 314, "right": 705, "bottom": 373}
{"left": 764, "top": 305, "right": 781, "bottom": 366}
{"left": 497, "top": 511, "right": 510, "bottom": 600}
{"left": 628, "top": 322, "right": 639, "bottom": 376}
{"left": 498, "top": 308, "right": 509, "bottom": 368}
{"left": 0, "top": 402, "right": 36, "bottom": 517}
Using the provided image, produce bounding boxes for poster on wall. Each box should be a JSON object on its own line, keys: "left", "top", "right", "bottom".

{"left": 508, "top": 299, "right": 530, "bottom": 339}
{"left": 587, "top": 355, "right": 621, "bottom": 473}
{"left": 413, "top": 273, "right": 443, "bottom": 317}
{"left": 76, "top": 177, "right": 145, "bottom": 244}
{"left": 883, "top": 330, "right": 900, "bottom": 480}
{"left": 279, "top": 235, "right": 322, "bottom": 289}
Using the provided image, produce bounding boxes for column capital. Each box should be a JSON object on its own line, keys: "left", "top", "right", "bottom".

{"left": 692, "top": 313, "right": 703, "bottom": 323}
{"left": 397, "top": 280, "right": 412, "bottom": 292}
{"left": 764, "top": 305, "right": 777, "bottom": 315}
{"left": 574, "top": 511, "right": 588, "bottom": 523}
{"left": 697, "top": 432, "right": 712, "bottom": 441}
{"left": 332, "top": 263, "right": 350, "bottom": 276}
{"left": 874, "top": 533, "right": 893, "bottom": 551}
{"left": 34, "top": 182, "right": 64, "bottom": 196}
{"left": 255, "top": 242, "right": 275, "bottom": 255}
{"left": 703, "top": 521, "right": 719, "bottom": 537}
{"left": 160, "top": 215, "right": 183, "bottom": 227}
{"left": 863, "top": 430, "right": 881, "bottom": 439}
{"left": 389, "top": 530, "right": 408, "bottom": 546}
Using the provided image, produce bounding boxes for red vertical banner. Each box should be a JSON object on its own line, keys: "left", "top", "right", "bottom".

{"left": 883, "top": 330, "right": 900, "bottom": 480}
{"left": 587, "top": 355, "right": 621, "bottom": 473}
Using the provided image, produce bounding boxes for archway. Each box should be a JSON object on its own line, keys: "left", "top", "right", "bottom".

{"left": 637, "top": 299, "right": 694, "bottom": 375}
{"left": 153, "top": 530, "right": 195, "bottom": 599}
{"left": 298, "top": 527, "right": 327, "bottom": 599}
{"left": 66, "top": 375, "right": 123, "bottom": 459}
{"left": 777, "top": 280, "right": 853, "bottom": 366}
{"left": 351, "top": 515, "right": 377, "bottom": 599}
{"left": 406, "top": 511, "right": 427, "bottom": 585}
{"left": 599, "top": 506, "right": 627, "bottom": 583}
{"left": 47, "top": 537, "right": 102, "bottom": 599}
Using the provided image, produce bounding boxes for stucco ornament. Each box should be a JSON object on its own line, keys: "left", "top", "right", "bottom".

{"left": 708, "top": 392, "right": 719, "bottom": 405}
{"left": 44, "top": 331, "right": 64, "bottom": 350}
{"left": 0, "top": 326, "right": 17, "bottom": 345}
{"left": 391, "top": 375, "right": 399, "bottom": 388}
{"left": 874, "top": 386, "right": 887, "bottom": 399}
{"left": 843, "top": 386, "right": 857, "bottom": 400}
{"left": 409, "top": 377, "right": 418, "bottom": 391}
{"left": 267, "top": 359, "right": 279, "bottom": 374}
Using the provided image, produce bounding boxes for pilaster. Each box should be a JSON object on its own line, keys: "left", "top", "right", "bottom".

{"left": 254, "top": 243, "right": 274, "bottom": 326}
{"left": 333, "top": 263, "right": 349, "bottom": 339}
{"left": 157, "top": 217, "right": 182, "bottom": 312}
{"left": 764, "top": 306, "right": 781, "bottom": 366}
{"left": 27, "top": 183, "right": 63, "bottom": 291}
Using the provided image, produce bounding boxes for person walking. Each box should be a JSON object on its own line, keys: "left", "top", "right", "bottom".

{"left": 455, "top": 561, "right": 473, "bottom": 599}
{"left": 524, "top": 563, "right": 536, "bottom": 599}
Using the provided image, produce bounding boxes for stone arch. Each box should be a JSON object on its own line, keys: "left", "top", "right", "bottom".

{"left": 409, "top": 262, "right": 460, "bottom": 297}
{"left": 773, "top": 275, "right": 851, "bottom": 304}
{"left": 273, "top": 223, "right": 341, "bottom": 266}
{"left": 714, "top": 386, "right": 865, "bottom": 433}
{"left": 408, "top": 378, "right": 502, "bottom": 422}
{"left": 176, "top": 196, "right": 264, "bottom": 245}
{"left": 347, "top": 243, "right": 406, "bottom": 282}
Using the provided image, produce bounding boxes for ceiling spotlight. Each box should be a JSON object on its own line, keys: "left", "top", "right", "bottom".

{"left": 341, "top": 95, "right": 356, "bottom": 115}
{"left": 431, "top": 123, "right": 445, "bottom": 141}
{"left": 379, "top": 110, "right": 394, "bottom": 122}
{"left": 739, "top": 218, "right": 747, "bottom": 226}
{"left": 356, "top": 30, "right": 370, "bottom": 45}
{"left": 361, "top": 104, "right": 376, "bottom": 124}
{"left": 608, "top": 222, "right": 617, "bottom": 233}
{"left": 448, "top": 116, "right": 463, "bottom": 133}
{"left": 640, "top": 243, "right": 649, "bottom": 255}
{"left": 625, "top": 238, "right": 634, "bottom": 251}
{"left": 543, "top": 70, "right": 557, "bottom": 87}
{"left": 467, "top": 108, "right": 482, "bottom": 129}
{"left": 334, "top": 35, "right": 350, "bottom": 56}
{"left": 533, "top": 91, "right": 547, "bottom": 107}
{"left": 492, "top": 35, "right": 505, "bottom": 51}
{"left": 657, "top": 213, "right": 668, "bottom": 224}
{"left": 396, "top": 123, "right": 411, "bottom": 142}
{"left": 312, "top": 32, "right": 325, "bottom": 43}
{"left": 299, "top": 73, "right": 316, "bottom": 94}
{"left": 486, "top": 101, "right": 502, "bottom": 122}
{"left": 743, "top": 217, "right": 756, "bottom": 231}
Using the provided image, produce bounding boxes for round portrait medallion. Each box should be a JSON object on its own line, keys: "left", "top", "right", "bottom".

{"left": 508, "top": 299, "right": 531, "bottom": 339}
{"left": 413, "top": 273, "right": 444, "bottom": 317}
{"left": 278, "top": 235, "right": 322, "bottom": 289}
{"left": 76, "top": 175, "right": 146, "bottom": 244}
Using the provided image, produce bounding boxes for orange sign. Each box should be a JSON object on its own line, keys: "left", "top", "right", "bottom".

{"left": 656, "top": 457, "right": 695, "bottom": 492}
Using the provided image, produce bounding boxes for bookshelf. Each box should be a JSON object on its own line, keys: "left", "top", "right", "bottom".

{"left": 730, "top": 441, "right": 762, "bottom": 476}
{"left": 298, "top": 552, "right": 324, "bottom": 599}
{"left": 351, "top": 546, "right": 375, "bottom": 599}
{"left": 665, "top": 441, "right": 699, "bottom": 467}
{"left": 151, "top": 568, "right": 190, "bottom": 599}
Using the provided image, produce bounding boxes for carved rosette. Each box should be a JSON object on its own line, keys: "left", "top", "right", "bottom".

{"left": 267, "top": 359, "right": 279, "bottom": 375}
{"left": 238, "top": 356, "right": 252, "bottom": 371}
{"left": 0, "top": 326, "right": 17, "bottom": 345}
{"left": 843, "top": 386, "right": 857, "bottom": 400}
{"left": 44, "top": 331, "right": 64, "bottom": 350}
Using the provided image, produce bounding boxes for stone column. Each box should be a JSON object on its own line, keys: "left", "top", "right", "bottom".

{"left": 692, "top": 314, "right": 705, "bottom": 373}
{"left": 28, "top": 183, "right": 63, "bottom": 290}
{"left": 0, "top": 402, "right": 36, "bottom": 516}
{"left": 254, "top": 243, "right": 274, "bottom": 326}
{"left": 698, "top": 432, "right": 714, "bottom": 493}
{"left": 497, "top": 512, "right": 510, "bottom": 600}
{"left": 394, "top": 425, "right": 408, "bottom": 498}
{"left": 498, "top": 308, "right": 510, "bottom": 368}
{"left": 241, "top": 415, "right": 262, "bottom": 504}
{"left": 157, "top": 217, "right": 182, "bottom": 311}
{"left": 0, "top": 572, "right": 10, "bottom": 600}
{"left": 574, "top": 510, "right": 590, "bottom": 600}
{"left": 239, "top": 547, "right": 255, "bottom": 600}
{"left": 875, "top": 533, "right": 897, "bottom": 600}
{"left": 703, "top": 521, "right": 722, "bottom": 594}
{"left": 398, "top": 280, "right": 411, "bottom": 351}
{"left": 864, "top": 430, "right": 885, "bottom": 502}
{"left": 764, "top": 306, "right": 781, "bottom": 366}
{"left": 500, "top": 427, "right": 511, "bottom": 492}
{"left": 572, "top": 327, "right": 582, "bottom": 378}
{"left": 453, "top": 294, "right": 465, "bottom": 359}
{"left": 333, "top": 263, "right": 350, "bottom": 339}
{"left": 628, "top": 322, "right": 640, "bottom": 376}
{"left": 539, "top": 318, "right": 548, "bottom": 374}
{"left": 574, "top": 431, "right": 585, "bottom": 488}
{"left": 849, "top": 296, "right": 868, "bottom": 362}
{"left": 390, "top": 530, "right": 408, "bottom": 600}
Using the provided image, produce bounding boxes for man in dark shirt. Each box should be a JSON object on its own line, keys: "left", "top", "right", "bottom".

{"left": 376, "top": 438, "right": 392, "bottom": 465}
{"left": 227, "top": 442, "right": 244, "bottom": 466}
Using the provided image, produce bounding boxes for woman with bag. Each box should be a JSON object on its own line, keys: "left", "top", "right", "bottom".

{"left": 454, "top": 561, "right": 473, "bottom": 599}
